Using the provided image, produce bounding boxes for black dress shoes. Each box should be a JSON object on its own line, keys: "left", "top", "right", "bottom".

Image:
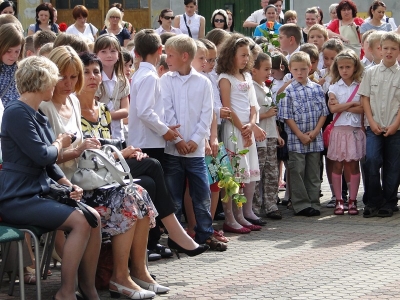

{"left": 295, "top": 207, "right": 320, "bottom": 217}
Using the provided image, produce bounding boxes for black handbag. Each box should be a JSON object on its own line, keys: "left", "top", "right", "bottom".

{"left": 43, "top": 183, "right": 98, "bottom": 228}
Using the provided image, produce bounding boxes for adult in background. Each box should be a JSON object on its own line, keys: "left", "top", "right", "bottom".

{"left": 325, "top": 3, "right": 339, "bottom": 27}
{"left": 364, "top": 1, "right": 397, "bottom": 31}
{"left": 66, "top": 5, "right": 98, "bottom": 42}
{"left": 173, "top": 0, "right": 205, "bottom": 39}
{"left": 155, "top": 8, "right": 182, "bottom": 35}
{"left": 360, "top": 1, "right": 392, "bottom": 38}
{"left": 0, "top": 1, "right": 16, "bottom": 15}
{"left": 0, "top": 55, "right": 101, "bottom": 300}
{"left": 327, "top": 0, "right": 364, "bottom": 57}
{"left": 260, "top": 0, "right": 284, "bottom": 24}
{"left": 302, "top": 7, "right": 319, "bottom": 43}
{"left": 111, "top": 3, "right": 135, "bottom": 36}
{"left": 99, "top": 7, "right": 131, "bottom": 47}
{"left": 210, "top": 9, "right": 228, "bottom": 31}
{"left": 254, "top": 5, "right": 282, "bottom": 37}
{"left": 243, "top": 0, "right": 269, "bottom": 28}
{"left": 27, "top": 3, "right": 58, "bottom": 36}
{"left": 226, "top": 9, "right": 235, "bottom": 32}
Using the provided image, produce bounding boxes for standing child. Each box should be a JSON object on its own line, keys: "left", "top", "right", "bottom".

{"left": 94, "top": 34, "right": 129, "bottom": 143}
{"left": 278, "top": 52, "right": 329, "bottom": 217}
{"left": 360, "top": 32, "right": 400, "bottom": 218}
{"left": 252, "top": 53, "right": 285, "bottom": 220}
{"left": 217, "top": 34, "right": 263, "bottom": 232}
{"left": 307, "top": 24, "right": 328, "bottom": 71}
{"left": 161, "top": 35, "right": 215, "bottom": 245}
{"left": 318, "top": 39, "right": 346, "bottom": 208}
{"left": 327, "top": 49, "right": 365, "bottom": 215}
{"left": 0, "top": 24, "right": 24, "bottom": 107}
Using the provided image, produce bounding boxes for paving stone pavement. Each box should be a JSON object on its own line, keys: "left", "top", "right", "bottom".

{"left": 2, "top": 179, "right": 400, "bottom": 300}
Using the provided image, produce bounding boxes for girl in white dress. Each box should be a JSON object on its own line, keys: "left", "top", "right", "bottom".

{"left": 217, "top": 34, "right": 265, "bottom": 234}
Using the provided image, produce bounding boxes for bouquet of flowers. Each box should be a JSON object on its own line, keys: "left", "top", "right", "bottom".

{"left": 257, "top": 21, "right": 280, "bottom": 55}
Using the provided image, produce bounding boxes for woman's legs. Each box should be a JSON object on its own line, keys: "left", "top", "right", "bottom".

{"left": 242, "top": 181, "right": 259, "bottom": 220}
{"left": 55, "top": 210, "right": 100, "bottom": 300}
{"left": 78, "top": 207, "right": 101, "bottom": 299}
{"left": 109, "top": 224, "right": 142, "bottom": 291}
{"left": 161, "top": 213, "right": 198, "bottom": 250}
{"left": 129, "top": 217, "right": 155, "bottom": 283}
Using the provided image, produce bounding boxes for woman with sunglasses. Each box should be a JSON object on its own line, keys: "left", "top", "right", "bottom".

{"left": 155, "top": 8, "right": 182, "bottom": 35}
{"left": 211, "top": 9, "right": 228, "bottom": 30}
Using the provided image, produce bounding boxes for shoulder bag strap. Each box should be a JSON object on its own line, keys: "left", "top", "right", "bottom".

{"left": 330, "top": 84, "right": 359, "bottom": 126}
{"left": 183, "top": 14, "right": 192, "bottom": 38}
{"left": 88, "top": 23, "right": 94, "bottom": 35}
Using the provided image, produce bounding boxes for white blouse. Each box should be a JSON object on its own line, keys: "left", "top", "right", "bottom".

{"left": 179, "top": 13, "right": 201, "bottom": 39}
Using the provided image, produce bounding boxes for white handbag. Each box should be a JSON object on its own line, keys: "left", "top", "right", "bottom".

{"left": 71, "top": 144, "right": 132, "bottom": 190}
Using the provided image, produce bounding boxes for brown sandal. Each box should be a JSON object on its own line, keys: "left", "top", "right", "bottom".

{"left": 205, "top": 236, "right": 228, "bottom": 252}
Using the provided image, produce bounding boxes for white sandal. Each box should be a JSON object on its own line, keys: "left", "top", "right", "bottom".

{"left": 109, "top": 280, "right": 156, "bottom": 299}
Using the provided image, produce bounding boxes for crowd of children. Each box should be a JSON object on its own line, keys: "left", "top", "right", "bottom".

{"left": 1, "top": 0, "right": 400, "bottom": 296}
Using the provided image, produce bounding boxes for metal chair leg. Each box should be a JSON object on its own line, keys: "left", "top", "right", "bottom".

{"left": 20, "top": 230, "right": 41, "bottom": 300}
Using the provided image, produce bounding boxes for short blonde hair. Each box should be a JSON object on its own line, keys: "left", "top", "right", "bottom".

{"left": 381, "top": 31, "right": 400, "bottom": 48}
{"left": 308, "top": 24, "right": 328, "bottom": 40}
{"left": 367, "top": 31, "right": 385, "bottom": 48}
{"left": 104, "top": 7, "right": 123, "bottom": 28}
{"left": 165, "top": 34, "right": 197, "bottom": 59}
{"left": 38, "top": 42, "right": 54, "bottom": 57}
{"left": 16, "top": 56, "right": 59, "bottom": 94}
{"left": 48, "top": 46, "right": 84, "bottom": 94}
{"left": 289, "top": 51, "right": 311, "bottom": 67}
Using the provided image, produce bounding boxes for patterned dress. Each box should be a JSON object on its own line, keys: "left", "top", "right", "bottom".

{"left": 0, "top": 63, "right": 19, "bottom": 107}
{"left": 81, "top": 102, "right": 157, "bottom": 243}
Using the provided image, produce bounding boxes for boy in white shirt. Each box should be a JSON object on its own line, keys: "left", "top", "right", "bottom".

{"left": 160, "top": 34, "right": 214, "bottom": 244}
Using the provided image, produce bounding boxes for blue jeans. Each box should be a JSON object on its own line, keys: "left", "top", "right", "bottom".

{"left": 362, "top": 128, "right": 400, "bottom": 209}
{"left": 164, "top": 154, "right": 213, "bottom": 243}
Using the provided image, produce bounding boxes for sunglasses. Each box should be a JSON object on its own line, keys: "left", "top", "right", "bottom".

{"left": 214, "top": 19, "right": 225, "bottom": 23}
{"left": 163, "top": 16, "right": 175, "bottom": 20}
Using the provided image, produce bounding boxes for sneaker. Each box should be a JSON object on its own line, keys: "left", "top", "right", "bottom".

{"left": 326, "top": 197, "right": 336, "bottom": 208}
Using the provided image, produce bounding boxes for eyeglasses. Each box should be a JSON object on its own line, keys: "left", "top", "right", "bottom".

{"left": 214, "top": 19, "right": 225, "bottom": 23}
{"left": 110, "top": 16, "right": 120, "bottom": 19}
{"left": 206, "top": 58, "right": 217, "bottom": 64}
{"left": 163, "top": 16, "right": 175, "bottom": 20}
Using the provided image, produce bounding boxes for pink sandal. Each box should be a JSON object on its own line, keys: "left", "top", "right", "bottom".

{"left": 213, "top": 229, "right": 229, "bottom": 243}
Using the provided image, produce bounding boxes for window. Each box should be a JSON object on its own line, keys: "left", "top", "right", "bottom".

{"left": 55, "top": 0, "right": 98, "bottom": 9}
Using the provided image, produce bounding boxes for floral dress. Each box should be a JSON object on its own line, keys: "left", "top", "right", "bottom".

{"left": 0, "top": 63, "right": 20, "bottom": 107}
{"left": 81, "top": 102, "right": 157, "bottom": 243}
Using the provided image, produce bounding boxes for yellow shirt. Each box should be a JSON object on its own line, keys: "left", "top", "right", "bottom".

{"left": 359, "top": 62, "right": 400, "bottom": 128}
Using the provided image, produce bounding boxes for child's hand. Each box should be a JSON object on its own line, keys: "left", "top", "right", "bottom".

{"left": 318, "top": 78, "right": 326, "bottom": 86}
{"left": 241, "top": 123, "right": 253, "bottom": 138}
{"left": 163, "top": 128, "right": 180, "bottom": 141}
{"left": 370, "top": 120, "right": 384, "bottom": 135}
{"left": 277, "top": 136, "right": 285, "bottom": 147}
{"left": 169, "top": 125, "right": 183, "bottom": 138}
{"left": 383, "top": 124, "right": 398, "bottom": 137}
{"left": 266, "top": 107, "right": 278, "bottom": 117}
{"left": 299, "top": 133, "right": 312, "bottom": 145}
{"left": 205, "top": 139, "right": 212, "bottom": 156}
{"left": 187, "top": 140, "right": 198, "bottom": 153}
{"left": 210, "top": 136, "right": 219, "bottom": 157}
{"left": 253, "top": 124, "right": 267, "bottom": 142}
{"left": 176, "top": 140, "right": 190, "bottom": 155}
{"left": 220, "top": 107, "right": 231, "bottom": 119}
{"left": 243, "top": 137, "right": 253, "bottom": 147}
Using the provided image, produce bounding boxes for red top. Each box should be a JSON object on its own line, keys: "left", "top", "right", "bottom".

{"left": 327, "top": 18, "right": 364, "bottom": 34}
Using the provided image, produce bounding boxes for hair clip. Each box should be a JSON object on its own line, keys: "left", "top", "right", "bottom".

{"left": 235, "top": 37, "right": 246, "bottom": 45}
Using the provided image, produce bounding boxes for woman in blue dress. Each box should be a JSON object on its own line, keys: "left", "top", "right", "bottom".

{"left": 0, "top": 56, "right": 101, "bottom": 300}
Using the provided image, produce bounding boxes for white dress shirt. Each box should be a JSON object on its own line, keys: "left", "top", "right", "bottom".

{"left": 161, "top": 68, "right": 213, "bottom": 157}
{"left": 128, "top": 62, "right": 169, "bottom": 148}
{"left": 155, "top": 26, "right": 182, "bottom": 35}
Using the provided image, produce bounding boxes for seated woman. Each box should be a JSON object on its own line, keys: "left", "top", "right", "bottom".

{"left": 40, "top": 47, "right": 207, "bottom": 298}
{"left": 0, "top": 56, "right": 101, "bottom": 300}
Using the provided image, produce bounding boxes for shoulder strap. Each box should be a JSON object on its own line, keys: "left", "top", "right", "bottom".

{"left": 183, "top": 14, "right": 192, "bottom": 38}
{"left": 386, "top": 17, "right": 389, "bottom": 23}
{"left": 331, "top": 84, "right": 360, "bottom": 126}
{"left": 88, "top": 23, "right": 94, "bottom": 35}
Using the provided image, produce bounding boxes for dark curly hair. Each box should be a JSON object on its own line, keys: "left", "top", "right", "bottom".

{"left": 336, "top": 0, "right": 357, "bottom": 20}
{"left": 216, "top": 33, "right": 254, "bottom": 75}
{"left": 35, "top": 3, "right": 55, "bottom": 25}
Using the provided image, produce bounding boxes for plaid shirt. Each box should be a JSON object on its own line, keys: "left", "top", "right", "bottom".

{"left": 278, "top": 79, "right": 329, "bottom": 154}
